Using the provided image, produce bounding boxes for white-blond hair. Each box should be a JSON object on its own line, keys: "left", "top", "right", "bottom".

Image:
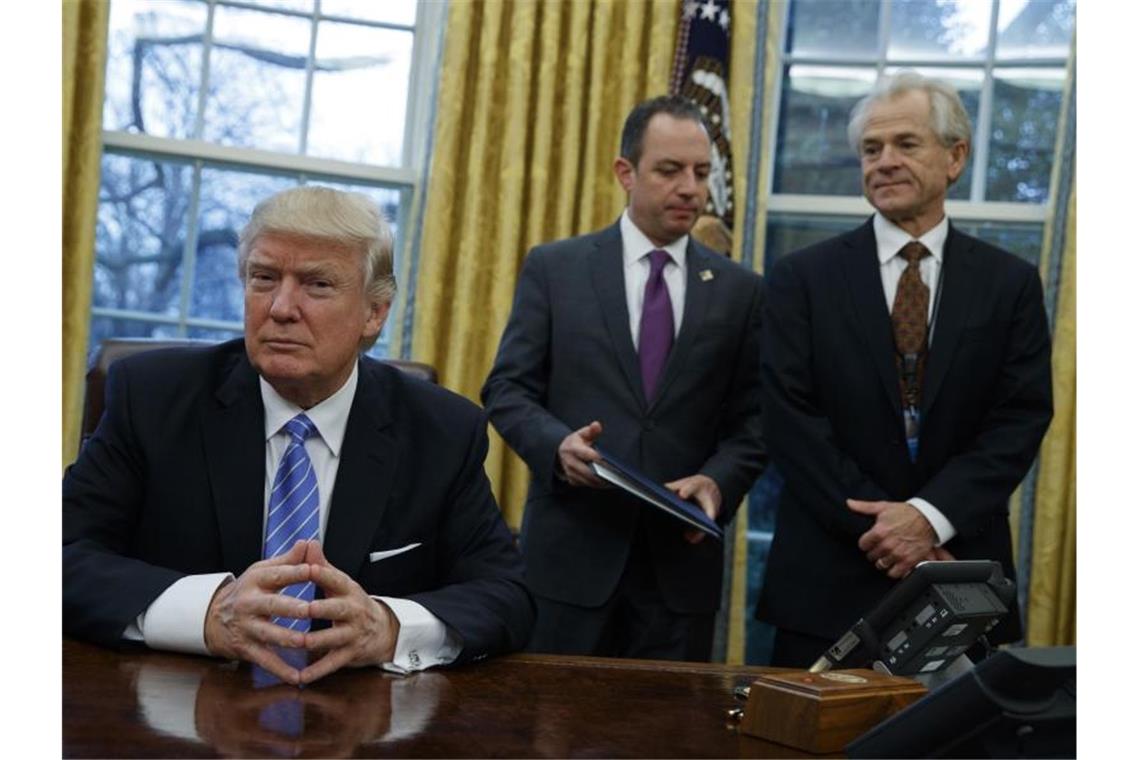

{"left": 847, "top": 70, "right": 973, "bottom": 154}
{"left": 238, "top": 186, "right": 396, "bottom": 348}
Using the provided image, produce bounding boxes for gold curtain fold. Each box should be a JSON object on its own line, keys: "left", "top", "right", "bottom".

{"left": 63, "top": 0, "right": 110, "bottom": 467}
{"left": 1026, "top": 178, "right": 1076, "bottom": 646}
{"left": 724, "top": 0, "right": 782, "bottom": 665}
{"left": 412, "top": 0, "right": 681, "bottom": 528}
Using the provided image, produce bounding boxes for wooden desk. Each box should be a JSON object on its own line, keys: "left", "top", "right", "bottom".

{"left": 63, "top": 638, "right": 824, "bottom": 758}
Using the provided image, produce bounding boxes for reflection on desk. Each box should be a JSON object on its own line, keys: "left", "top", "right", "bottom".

{"left": 133, "top": 651, "right": 446, "bottom": 755}
{"left": 63, "top": 638, "right": 828, "bottom": 758}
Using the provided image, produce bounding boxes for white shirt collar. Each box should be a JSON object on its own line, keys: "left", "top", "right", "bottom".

{"left": 620, "top": 209, "right": 689, "bottom": 269}
{"left": 873, "top": 212, "right": 948, "bottom": 265}
{"left": 259, "top": 362, "right": 358, "bottom": 457}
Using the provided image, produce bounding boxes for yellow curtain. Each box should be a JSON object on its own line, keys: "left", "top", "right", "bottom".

{"left": 63, "top": 0, "right": 110, "bottom": 467}
{"left": 724, "top": 0, "right": 783, "bottom": 665}
{"left": 412, "top": 0, "right": 680, "bottom": 528}
{"left": 1026, "top": 178, "right": 1076, "bottom": 646}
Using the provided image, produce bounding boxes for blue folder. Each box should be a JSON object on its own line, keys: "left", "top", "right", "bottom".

{"left": 590, "top": 447, "right": 724, "bottom": 541}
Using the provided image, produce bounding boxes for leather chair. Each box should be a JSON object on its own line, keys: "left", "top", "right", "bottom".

{"left": 80, "top": 338, "right": 438, "bottom": 448}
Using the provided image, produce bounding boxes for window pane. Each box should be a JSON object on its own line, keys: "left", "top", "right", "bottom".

{"left": 986, "top": 68, "right": 1064, "bottom": 203}
{"left": 104, "top": 0, "right": 207, "bottom": 138}
{"left": 772, "top": 66, "right": 875, "bottom": 196}
{"left": 191, "top": 168, "right": 299, "bottom": 321}
{"left": 996, "top": 0, "right": 1075, "bottom": 60}
{"left": 240, "top": 0, "right": 314, "bottom": 13}
{"left": 95, "top": 152, "right": 194, "bottom": 317}
{"left": 887, "top": 0, "right": 992, "bottom": 61}
{"left": 766, "top": 215, "right": 1044, "bottom": 269}
{"left": 786, "top": 0, "right": 880, "bottom": 58}
{"left": 764, "top": 214, "right": 862, "bottom": 264}
{"left": 203, "top": 6, "right": 311, "bottom": 152}
{"left": 320, "top": 0, "right": 418, "bottom": 26}
{"left": 883, "top": 66, "right": 983, "bottom": 200}
{"left": 307, "top": 22, "right": 413, "bottom": 166}
{"left": 953, "top": 221, "right": 1044, "bottom": 267}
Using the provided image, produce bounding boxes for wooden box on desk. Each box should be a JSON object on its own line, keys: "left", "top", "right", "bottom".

{"left": 740, "top": 668, "right": 927, "bottom": 754}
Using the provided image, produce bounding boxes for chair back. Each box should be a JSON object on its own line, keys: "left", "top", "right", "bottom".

{"left": 81, "top": 338, "right": 438, "bottom": 447}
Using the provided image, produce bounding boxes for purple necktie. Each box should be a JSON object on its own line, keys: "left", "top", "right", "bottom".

{"left": 639, "top": 249, "right": 674, "bottom": 401}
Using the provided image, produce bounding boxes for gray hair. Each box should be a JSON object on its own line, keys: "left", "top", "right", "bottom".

{"left": 238, "top": 186, "right": 397, "bottom": 347}
{"left": 847, "top": 70, "right": 973, "bottom": 154}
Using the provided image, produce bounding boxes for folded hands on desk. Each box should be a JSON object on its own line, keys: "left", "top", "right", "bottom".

{"left": 204, "top": 539, "right": 400, "bottom": 686}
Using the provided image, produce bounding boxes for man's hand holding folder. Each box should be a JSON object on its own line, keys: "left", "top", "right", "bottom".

{"left": 589, "top": 448, "right": 725, "bottom": 542}
{"left": 663, "top": 475, "right": 722, "bottom": 545}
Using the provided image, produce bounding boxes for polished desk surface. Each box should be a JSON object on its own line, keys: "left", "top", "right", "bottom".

{"left": 63, "top": 638, "right": 822, "bottom": 758}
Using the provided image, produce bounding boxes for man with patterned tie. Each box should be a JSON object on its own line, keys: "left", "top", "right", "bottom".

{"left": 756, "top": 71, "right": 1054, "bottom": 667}
{"left": 64, "top": 187, "right": 534, "bottom": 685}
{"left": 482, "top": 96, "right": 765, "bottom": 661}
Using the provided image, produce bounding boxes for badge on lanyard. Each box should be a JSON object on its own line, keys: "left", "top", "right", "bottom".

{"left": 904, "top": 405, "right": 921, "bottom": 463}
{"left": 902, "top": 352, "right": 921, "bottom": 463}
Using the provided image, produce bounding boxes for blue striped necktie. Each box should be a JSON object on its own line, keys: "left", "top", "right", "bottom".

{"left": 264, "top": 413, "right": 320, "bottom": 631}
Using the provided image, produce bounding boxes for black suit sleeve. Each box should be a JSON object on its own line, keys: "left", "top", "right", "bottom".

{"left": 481, "top": 248, "right": 573, "bottom": 489}
{"left": 63, "top": 360, "right": 185, "bottom": 646}
{"left": 698, "top": 273, "right": 767, "bottom": 517}
{"left": 916, "top": 266, "right": 1053, "bottom": 535}
{"left": 760, "top": 256, "right": 886, "bottom": 537}
{"left": 407, "top": 414, "right": 535, "bottom": 662}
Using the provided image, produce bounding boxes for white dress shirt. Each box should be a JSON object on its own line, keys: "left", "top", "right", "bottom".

{"left": 125, "top": 363, "right": 460, "bottom": 674}
{"left": 621, "top": 209, "right": 687, "bottom": 347}
{"left": 873, "top": 212, "right": 956, "bottom": 546}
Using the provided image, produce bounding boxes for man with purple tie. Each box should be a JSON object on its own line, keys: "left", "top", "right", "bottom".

{"left": 482, "top": 96, "right": 766, "bottom": 661}
{"left": 64, "top": 187, "right": 533, "bottom": 685}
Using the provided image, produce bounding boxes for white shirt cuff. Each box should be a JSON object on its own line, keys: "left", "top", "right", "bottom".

{"left": 376, "top": 596, "right": 461, "bottom": 674}
{"left": 908, "top": 498, "right": 956, "bottom": 546}
{"left": 126, "top": 573, "right": 234, "bottom": 654}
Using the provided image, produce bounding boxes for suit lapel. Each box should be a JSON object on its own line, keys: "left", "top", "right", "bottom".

{"left": 203, "top": 353, "right": 267, "bottom": 573}
{"left": 649, "top": 240, "right": 713, "bottom": 411}
{"left": 589, "top": 223, "right": 647, "bottom": 408}
{"left": 841, "top": 219, "right": 904, "bottom": 416}
{"left": 321, "top": 360, "right": 398, "bottom": 578}
{"left": 922, "top": 223, "right": 977, "bottom": 415}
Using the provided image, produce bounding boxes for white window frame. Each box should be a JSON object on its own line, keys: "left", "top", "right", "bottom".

{"left": 92, "top": 0, "right": 446, "bottom": 353}
{"left": 765, "top": 0, "right": 1073, "bottom": 224}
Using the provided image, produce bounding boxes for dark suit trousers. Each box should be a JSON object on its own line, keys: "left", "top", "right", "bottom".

{"left": 769, "top": 627, "right": 834, "bottom": 668}
{"left": 526, "top": 518, "right": 715, "bottom": 662}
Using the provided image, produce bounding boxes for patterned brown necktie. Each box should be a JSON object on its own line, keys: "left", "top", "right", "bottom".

{"left": 891, "top": 241, "right": 931, "bottom": 408}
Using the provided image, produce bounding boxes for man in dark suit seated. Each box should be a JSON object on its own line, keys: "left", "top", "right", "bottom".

{"left": 756, "top": 71, "right": 1053, "bottom": 667}
{"left": 482, "top": 96, "right": 766, "bottom": 661}
{"left": 64, "top": 186, "right": 534, "bottom": 685}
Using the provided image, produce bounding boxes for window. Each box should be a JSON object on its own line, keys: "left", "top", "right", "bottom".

{"left": 745, "top": 0, "right": 1075, "bottom": 663}
{"left": 90, "top": 0, "right": 444, "bottom": 358}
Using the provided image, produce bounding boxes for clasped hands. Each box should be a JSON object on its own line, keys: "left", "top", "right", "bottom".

{"left": 846, "top": 499, "right": 955, "bottom": 579}
{"left": 558, "top": 420, "right": 722, "bottom": 545}
{"left": 204, "top": 539, "right": 399, "bottom": 686}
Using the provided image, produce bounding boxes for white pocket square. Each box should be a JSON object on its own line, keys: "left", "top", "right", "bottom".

{"left": 369, "top": 543, "right": 422, "bottom": 562}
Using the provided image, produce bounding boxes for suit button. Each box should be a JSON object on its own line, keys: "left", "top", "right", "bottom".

{"left": 643, "top": 419, "right": 655, "bottom": 431}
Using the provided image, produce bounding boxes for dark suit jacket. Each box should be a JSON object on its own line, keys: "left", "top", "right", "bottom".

{"left": 756, "top": 218, "right": 1053, "bottom": 643}
{"left": 481, "top": 221, "right": 766, "bottom": 614}
{"left": 63, "top": 340, "right": 534, "bottom": 663}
